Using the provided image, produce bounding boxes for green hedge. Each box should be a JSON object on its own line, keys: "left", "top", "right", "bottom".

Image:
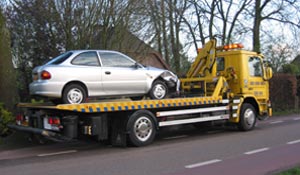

{"left": 0, "top": 103, "right": 14, "bottom": 137}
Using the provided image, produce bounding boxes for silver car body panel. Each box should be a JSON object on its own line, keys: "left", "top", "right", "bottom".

{"left": 30, "top": 50, "right": 179, "bottom": 99}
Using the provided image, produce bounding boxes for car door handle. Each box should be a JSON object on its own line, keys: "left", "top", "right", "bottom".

{"left": 105, "top": 71, "right": 111, "bottom": 75}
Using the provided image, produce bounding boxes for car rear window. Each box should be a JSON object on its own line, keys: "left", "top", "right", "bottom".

{"left": 71, "top": 51, "right": 100, "bottom": 66}
{"left": 48, "top": 52, "right": 73, "bottom": 65}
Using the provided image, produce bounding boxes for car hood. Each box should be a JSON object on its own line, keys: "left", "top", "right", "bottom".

{"left": 145, "top": 66, "right": 178, "bottom": 84}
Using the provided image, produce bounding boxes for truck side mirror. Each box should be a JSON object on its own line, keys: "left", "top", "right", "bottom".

{"left": 264, "top": 67, "right": 273, "bottom": 80}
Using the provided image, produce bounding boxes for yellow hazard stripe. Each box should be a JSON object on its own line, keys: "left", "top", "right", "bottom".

{"left": 56, "top": 96, "right": 223, "bottom": 113}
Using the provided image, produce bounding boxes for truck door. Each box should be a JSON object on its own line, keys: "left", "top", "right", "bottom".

{"left": 247, "top": 56, "right": 267, "bottom": 99}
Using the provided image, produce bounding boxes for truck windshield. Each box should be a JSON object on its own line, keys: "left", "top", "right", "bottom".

{"left": 46, "top": 52, "right": 73, "bottom": 65}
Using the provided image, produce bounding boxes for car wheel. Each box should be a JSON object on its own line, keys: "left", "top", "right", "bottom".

{"left": 238, "top": 103, "right": 257, "bottom": 131}
{"left": 62, "top": 84, "right": 87, "bottom": 104}
{"left": 149, "top": 80, "right": 168, "bottom": 99}
{"left": 127, "top": 110, "right": 157, "bottom": 147}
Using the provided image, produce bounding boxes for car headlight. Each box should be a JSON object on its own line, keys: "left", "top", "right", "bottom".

{"left": 161, "top": 71, "right": 178, "bottom": 81}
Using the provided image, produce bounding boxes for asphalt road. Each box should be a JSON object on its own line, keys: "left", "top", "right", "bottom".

{"left": 0, "top": 114, "right": 300, "bottom": 175}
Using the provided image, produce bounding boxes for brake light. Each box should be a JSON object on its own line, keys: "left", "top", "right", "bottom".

{"left": 48, "top": 117, "right": 60, "bottom": 125}
{"left": 16, "top": 114, "right": 24, "bottom": 125}
{"left": 41, "top": 70, "right": 51, "bottom": 80}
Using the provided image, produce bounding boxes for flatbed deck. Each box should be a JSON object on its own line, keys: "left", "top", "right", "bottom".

{"left": 18, "top": 96, "right": 224, "bottom": 113}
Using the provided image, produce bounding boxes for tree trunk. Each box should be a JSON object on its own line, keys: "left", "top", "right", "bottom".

{"left": 253, "top": 0, "right": 261, "bottom": 52}
{"left": 161, "top": 1, "right": 170, "bottom": 65}
{"left": 0, "top": 11, "right": 18, "bottom": 111}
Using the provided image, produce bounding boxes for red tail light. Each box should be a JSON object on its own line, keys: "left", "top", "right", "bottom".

{"left": 16, "top": 114, "right": 24, "bottom": 125}
{"left": 48, "top": 117, "right": 60, "bottom": 125}
{"left": 41, "top": 70, "right": 51, "bottom": 80}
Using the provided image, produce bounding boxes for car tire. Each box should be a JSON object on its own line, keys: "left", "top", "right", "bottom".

{"left": 62, "top": 84, "right": 87, "bottom": 104}
{"left": 238, "top": 103, "right": 257, "bottom": 131}
{"left": 127, "top": 110, "right": 157, "bottom": 147}
{"left": 149, "top": 80, "right": 168, "bottom": 99}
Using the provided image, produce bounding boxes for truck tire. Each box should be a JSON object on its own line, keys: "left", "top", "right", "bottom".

{"left": 238, "top": 103, "right": 257, "bottom": 131}
{"left": 127, "top": 110, "right": 157, "bottom": 147}
{"left": 62, "top": 84, "right": 87, "bottom": 104}
{"left": 149, "top": 80, "right": 168, "bottom": 99}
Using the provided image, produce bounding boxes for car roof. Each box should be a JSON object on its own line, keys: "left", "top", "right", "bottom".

{"left": 69, "top": 50, "right": 121, "bottom": 54}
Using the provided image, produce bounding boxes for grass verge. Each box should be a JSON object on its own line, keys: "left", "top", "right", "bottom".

{"left": 276, "top": 167, "right": 300, "bottom": 175}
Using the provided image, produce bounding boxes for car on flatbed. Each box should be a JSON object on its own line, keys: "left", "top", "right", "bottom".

{"left": 30, "top": 50, "right": 179, "bottom": 104}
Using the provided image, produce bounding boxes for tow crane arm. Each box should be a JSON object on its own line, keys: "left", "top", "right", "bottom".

{"left": 186, "top": 38, "right": 217, "bottom": 78}
{"left": 181, "top": 38, "right": 227, "bottom": 97}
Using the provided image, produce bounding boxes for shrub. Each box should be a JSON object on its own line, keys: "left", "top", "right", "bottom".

{"left": 0, "top": 103, "right": 14, "bottom": 137}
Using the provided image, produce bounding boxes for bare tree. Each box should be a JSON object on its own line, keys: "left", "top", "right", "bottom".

{"left": 184, "top": 0, "right": 251, "bottom": 55}
{"left": 216, "top": 0, "right": 252, "bottom": 45}
{"left": 262, "top": 35, "right": 296, "bottom": 72}
{"left": 251, "top": 0, "right": 300, "bottom": 52}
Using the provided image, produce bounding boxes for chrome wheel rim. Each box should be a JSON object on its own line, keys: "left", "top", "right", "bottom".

{"left": 153, "top": 84, "right": 166, "bottom": 99}
{"left": 67, "top": 88, "right": 83, "bottom": 104}
{"left": 134, "top": 116, "right": 153, "bottom": 142}
{"left": 244, "top": 108, "right": 255, "bottom": 127}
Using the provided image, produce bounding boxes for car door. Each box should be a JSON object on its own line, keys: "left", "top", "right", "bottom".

{"left": 98, "top": 51, "right": 148, "bottom": 95}
{"left": 70, "top": 51, "right": 104, "bottom": 96}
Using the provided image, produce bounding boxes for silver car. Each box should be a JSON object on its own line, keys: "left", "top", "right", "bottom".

{"left": 30, "top": 50, "right": 180, "bottom": 104}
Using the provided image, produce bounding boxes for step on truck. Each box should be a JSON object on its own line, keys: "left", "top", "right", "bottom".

{"left": 9, "top": 38, "right": 273, "bottom": 147}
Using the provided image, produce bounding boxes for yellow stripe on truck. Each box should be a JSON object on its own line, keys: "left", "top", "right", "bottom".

{"left": 56, "top": 96, "right": 223, "bottom": 113}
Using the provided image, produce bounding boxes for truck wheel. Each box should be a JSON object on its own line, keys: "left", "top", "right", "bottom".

{"left": 238, "top": 103, "right": 257, "bottom": 131}
{"left": 127, "top": 110, "right": 157, "bottom": 147}
{"left": 149, "top": 80, "right": 168, "bottom": 99}
{"left": 62, "top": 84, "right": 87, "bottom": 104}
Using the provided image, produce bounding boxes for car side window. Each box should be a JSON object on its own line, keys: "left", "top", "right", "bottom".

{"left": 71, "top": 51, "right": 100, "bottom": 66}
{"left": 99, "top": 52, "right": 135, "bottom": 67}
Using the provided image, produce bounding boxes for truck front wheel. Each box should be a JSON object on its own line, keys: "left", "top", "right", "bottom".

{"left": 238, "top": 103, "right": 257, "bottom": 131}
{"left": 127, "top": 110, "right": 157, "bottom": 147}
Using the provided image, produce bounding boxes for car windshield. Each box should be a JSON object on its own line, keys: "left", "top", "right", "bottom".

{"left": 46, "top": 51, "right": 73, "bottom": 65}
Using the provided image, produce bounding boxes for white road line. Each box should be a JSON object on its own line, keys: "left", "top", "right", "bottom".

{"left": 287, "top": 139, "right": 300, "bottom": 145}
{"left": 244, "top": 147, "right": 270, "bottom": 155}
{"left": 37, "top": 150, "right": 77, "bottom": 157}
{"left": 185, "top": 159, "right": 222, "bottom": 169}
{"left": 293, "top": 117, "right": 300, "bottom": 121}
{"left": 270, "top": 121, "right": 283, "bottom": 124}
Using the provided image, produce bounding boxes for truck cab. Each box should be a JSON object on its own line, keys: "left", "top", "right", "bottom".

{"left": 216, "top": 48, "right": 273, "bottom": 120}
{"left": 181, "top": 39, "right": 273, "bottom": 123}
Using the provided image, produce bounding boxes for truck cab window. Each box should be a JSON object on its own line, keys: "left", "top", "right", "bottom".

{"left": 216, "top": 57, "right": 225, "bottom": 71}
{"left": 248, "top": 57, "right": 262, "bottom": 77}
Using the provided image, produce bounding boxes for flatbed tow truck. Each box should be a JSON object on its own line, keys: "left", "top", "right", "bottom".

{"left": 9, "top": 38, "right": 273, "bottom": 147}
